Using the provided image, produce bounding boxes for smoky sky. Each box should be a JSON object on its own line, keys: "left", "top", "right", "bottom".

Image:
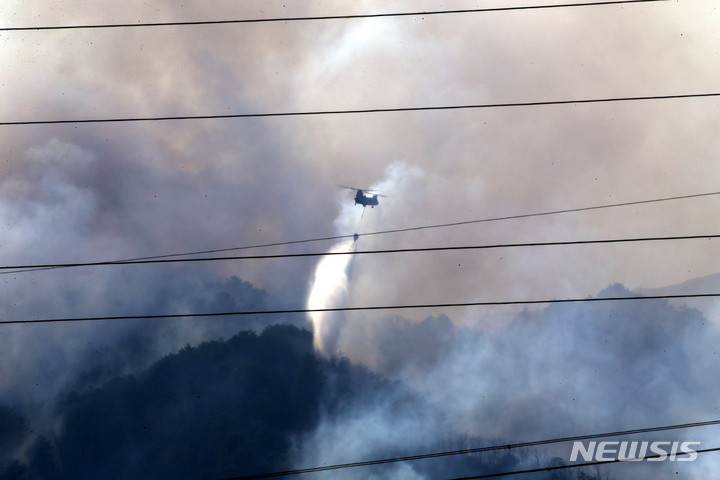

{"left": 2, "top": 0, "right": 720, "bottom": 304}
{"left": 292, "top": 283, "right": 720, "bottom": 480}
{"left": 0, "top": 0, "right": 720, "bottom": 478}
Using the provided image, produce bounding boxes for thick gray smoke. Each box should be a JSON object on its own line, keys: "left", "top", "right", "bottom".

{"left": 0, "top": 128, "right": 322, "bottom": 417}
{"left": 293, "top": 284, "right": 720, "bottom": 480}
{"left": 2, "top": 1, "right": 720, "bottom": 478}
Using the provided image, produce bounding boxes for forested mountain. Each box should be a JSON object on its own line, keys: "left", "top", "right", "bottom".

{"left": 0, "top": 324, "right": 609, "bottom": 480}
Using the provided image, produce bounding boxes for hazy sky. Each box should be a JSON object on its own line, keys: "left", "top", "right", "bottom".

{"left": 1, "top": 0, "right": 719, "bottom": 301}
{"left": 1, "top": 1, "right": 720, "bottom": 478}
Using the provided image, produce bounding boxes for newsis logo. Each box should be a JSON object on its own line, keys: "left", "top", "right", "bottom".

{"left": 570, "top": 441, "right": 701, "bottom": 462}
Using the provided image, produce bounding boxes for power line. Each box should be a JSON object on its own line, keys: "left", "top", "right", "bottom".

{"left": 5, "top": 189, "right": 720, "bottom": 276}
{"left": 447, "top": 446, "right": 720, "bottom": 480}
{"left": 7, "top": 192, "right": 720, "bottom": 275}
{"left": 5, "top": 293, "right": 720, "bottom": 325}
{"left": 2, "top": 233, "right": 719, "bottom": 271}
{"left": 2, "top": 92, "right": 718, "bottom": 126}
{"left": 0, "top": 1, "right": 669, "bottom": 32}
{"left": 220, "top": 418, "right": 720, "bottom": 479}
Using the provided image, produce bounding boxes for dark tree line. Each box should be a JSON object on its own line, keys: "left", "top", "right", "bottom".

{"left": 0, "top": 324, "right": 612, "bottom": 480}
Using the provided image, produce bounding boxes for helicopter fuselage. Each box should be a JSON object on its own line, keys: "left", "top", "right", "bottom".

{"left": 354, "top": 190, "right": 379, "bottom": 207}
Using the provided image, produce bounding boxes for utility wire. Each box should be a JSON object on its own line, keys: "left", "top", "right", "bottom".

{"left": 5, "top": 293, "right": 720, "bottom": 325}
{"left": 4, "top": 189, "right": 719, "bottom": 276}
{"left": 1, "top": 92, "right": 718, "bottom": 126}
{"left": 0, "top": 1, "right": 669, "bottom": 32}
{"left": 446, "top": 446, "right": 720, "bottom": 480}
{"left": 220, "top": 418, "right": 720, "bottom": 479}
{"left": 2, "top": 233, "right": 719, "bottom": 271}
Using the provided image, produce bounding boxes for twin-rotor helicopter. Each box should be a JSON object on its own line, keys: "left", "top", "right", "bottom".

{"left": 337, "top": 185, "right": 388, "bottom": 208}
{"left": 337, "top": 185, "right": 388, "bottom": 242}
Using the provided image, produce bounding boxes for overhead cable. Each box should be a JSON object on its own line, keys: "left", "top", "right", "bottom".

{"left": 0, "top": 1, "right": 669, "bottom": 32}
{"left": 445, "top": 446, "right": 720, "bottom": 480}
{"left": 5, "top": 292, "right": 720, "bottom": 325}
{"left": 2, "top": 233, "right": 719, "bottom": 272}
{"left": 5, "top": 189, "right": 719, "bottom": 276}
{"left": 1, "top": 92, "right": 718, "bottom": 126}
{"left": 219, "top": 418, "right": 720, "bottom": 479}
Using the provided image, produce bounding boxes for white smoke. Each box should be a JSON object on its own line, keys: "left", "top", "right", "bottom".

{"left": 307, "top": 239, "right": 356, "bottom": 356}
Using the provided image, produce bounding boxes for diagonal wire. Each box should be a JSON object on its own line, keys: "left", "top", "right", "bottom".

{"left": 5, "top": 293, "right": 720, "bottom": 325}
{"left": 446, "top": 446, "right": 720, "bottom": 480}
{"left": 0, "top": 1, "right": 670, "bottom": 32}
{"left": 4, "top": 188, "right": 719, "bottom": 275}
{"left": 1, "top": 92, "right": 718, "bottom": 126}
{"left": 1, "top": 233, "right": 719, "bottom": 271}
{"left": 219, "top": 418, "right": 720, "bottom": 479}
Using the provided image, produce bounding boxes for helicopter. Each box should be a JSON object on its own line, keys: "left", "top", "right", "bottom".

{"left": 337, "top": 185, "right": 387, "bottom": 208}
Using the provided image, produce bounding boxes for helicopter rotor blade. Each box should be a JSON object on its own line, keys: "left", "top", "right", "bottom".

{"left": 337, "top": 185, "right": 389, "bottom": 197}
